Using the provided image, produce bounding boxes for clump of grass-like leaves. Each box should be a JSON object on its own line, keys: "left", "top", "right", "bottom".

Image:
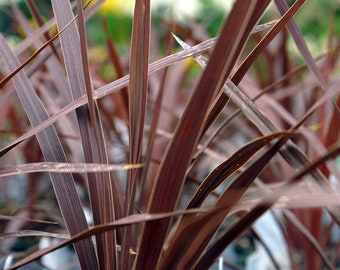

{"left": 0, "top": 0, "right": 340, "bottom": 269}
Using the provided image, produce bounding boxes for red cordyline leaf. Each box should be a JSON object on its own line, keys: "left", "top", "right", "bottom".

{"left": 160, "top": 132, "right": 294, "bottom": 268}
{"left": 0, "top": 36, "right": 229, "bottom": 158}
{"left": 26, "top": 0, "right": 61, "bottom": 62}
{"left": 195, "top": 141, "right": 340, "bottom": 269}
{"left": 6, "top": 208, "right": 211, "bottom": 270}
{"left": 283, "top": 210, "right": 333, "bottom": 269}
{"left": 187, "top": 132, "right": 295, "bottom": 209}
{"left": 135, "top": 1, "right": 271, "bottom": 269}
{"left": 274, "top": 0, "right": 328, "bottom": 92}
{"left": 0, "top": 0, "right": 99, "bottom": 88}
{"left": 51, "top": 0, "right": 115, "bottom": 268}
{"left": 178, "top": 0, "right": 334, "bottom": 206}
{"left": 0, "top": 36, "right": 98, "bottom": 270}
{"left": 121, "top": 0, "right": 151, "bottom": 268}
{"left": 203, "top": 0, "right": 307, "bottom": 135}
{"left": 0, "top": 162, "right": 142, "bottom": 177}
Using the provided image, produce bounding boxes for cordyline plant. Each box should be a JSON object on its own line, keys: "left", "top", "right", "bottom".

{"left": 0, "top": 0, "right": 340, "bottom": 269}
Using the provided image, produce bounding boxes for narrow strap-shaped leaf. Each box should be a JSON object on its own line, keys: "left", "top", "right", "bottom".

{"left": 195, "top": 141, "right": 340, "bottom": 269}
{"left": 161, "top": 132, "right": 294, "bottom": 268}
{"left": 51, "top": 0, "right": 117, "bottom": 268}
{"left": 233, "top": 0, "right": 306, "bottom": 84}
{"left": 0, "top": 35, "right": 98, "bottom": 270}
{"left": 0, "top": 37, "right": 220, "bottom": 158}
{"left": 7, "top": 208, "right": 212, "bottom": 270}
{"left": 0, "top": 162, "right": 142, "bottom": 177}
{"left": 140, "top": 30, "right": 175, "bottom": 203}
{"left": 187, "top": 131, "right": 294, "bottom": 209}
{"left": 1, "top": 34, "right": 337, "bottom": 161}
{"left": 122, "top": 0, "right": 151, "bottom": 268}
{"left": 274, "top": 0, "right": 328, "bottom": 91}
{"left": 126, "top": 0, "right": 151, "bottom": 211}
{"left": 77, "top": 3, "right": 118, "bottom": 254}
{"left": 26, "top": 0, "right": 61, "bottom": 62}
{"left": 178, "top": 137, "right": 294, "bottom": 267}
{"left": 188, "top": 138, "right": 290, "bottom": 269}
{"left": 9, "top": 0, "right": 83, "bottom": 161}
{"left": 174, "top": 36, "right": 278, "bottom": 135}
{"left": 204, "top": 0, "right": 306, "bottom": 136}
{"left": 135, "top": 1, "right": 259, "bottom": 268}
{"left": 158, "top": 208, "right": 226, "bottom": 269}
{"left": 175, "top": 6, "right": 334, "bottom": 204}
{"left": 0, "top": 0, "right": 98, "bottom": 88}
{"left": 103, "top": 18, "right": 129, "bottom": 121}
{"left": 283, "top": 210, "right": 334, "bottom": 269}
